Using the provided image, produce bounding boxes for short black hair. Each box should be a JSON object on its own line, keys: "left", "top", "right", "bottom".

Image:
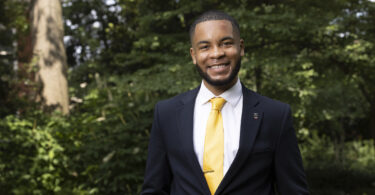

{"left": 189, "top": 10, "right": 240, "bottom": 44}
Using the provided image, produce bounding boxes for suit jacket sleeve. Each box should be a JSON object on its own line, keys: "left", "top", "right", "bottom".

{"left": 274, "top": 105, "right": 309, "bottom": 194}
{"left": 141, "top": 103, "right": 172, "bottom": 195}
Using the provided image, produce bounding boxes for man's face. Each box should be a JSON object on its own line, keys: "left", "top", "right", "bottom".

{"left": 190, "top": 20, "right": 244, "bottom": 87}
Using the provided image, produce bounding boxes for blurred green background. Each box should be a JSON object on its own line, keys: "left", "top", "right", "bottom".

{"left": 1, "top": 0, "right": 375, "bottom": 194}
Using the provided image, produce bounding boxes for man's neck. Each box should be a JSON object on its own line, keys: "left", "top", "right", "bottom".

{"left": 203, "top": 77, "right": 238, "bottom": 96}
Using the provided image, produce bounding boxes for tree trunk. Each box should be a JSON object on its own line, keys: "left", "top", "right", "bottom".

{"left": 370, "top": 96, "right": 375, "bottom": 142}
{"left": 30, "top": 0, "right": 69, "bottom": 114}
{"left": 16, "top": 4, "right": 35, "bottom": 110}
{"left": 254, "top": 64, "right": 262, "bottom": 93}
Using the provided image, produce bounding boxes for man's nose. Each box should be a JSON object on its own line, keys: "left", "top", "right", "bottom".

{"left": 210, "top": 45, "right": 225, "bottom": 59}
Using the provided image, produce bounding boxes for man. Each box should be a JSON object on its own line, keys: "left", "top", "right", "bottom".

{"left": 141, "top": 10, "right": 309, "bottom": 195}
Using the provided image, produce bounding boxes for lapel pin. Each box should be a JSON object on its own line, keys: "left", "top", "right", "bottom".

{"left": 253, "top": 113, "right": 259, "bottom": 120}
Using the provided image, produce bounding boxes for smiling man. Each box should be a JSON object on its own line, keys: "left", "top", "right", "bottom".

{"left": 141, "top": 11, "right": 309, "bottom": 195}
{"left": 191, "top": 19, "right": 243, "bottom": 95}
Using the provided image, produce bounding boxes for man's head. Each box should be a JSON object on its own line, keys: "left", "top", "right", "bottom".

{"left": 189, "top": 11, "right": 241, "bottom": 45}
{"left": 189, "top": 11, "right": 244, "bottom": 90}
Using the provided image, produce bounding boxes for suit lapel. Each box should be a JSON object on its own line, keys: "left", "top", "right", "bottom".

{"left": 216, "top": 86, "right": 263, "bottom": 194}
{"left": 177, "top": 86, "right": 211, "bottom": 195}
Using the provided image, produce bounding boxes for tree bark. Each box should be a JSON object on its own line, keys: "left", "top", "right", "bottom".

{"left": 30, "top": 0, "right": 69, "bottom": 114}
{"left": 254, "top": 64, "right": 262, "bottom": 93}
{"left": 370, "top": 96, "right": 375, "bottom": 142}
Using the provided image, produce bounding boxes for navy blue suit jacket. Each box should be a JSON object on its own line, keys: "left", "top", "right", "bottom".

{"left": 141, "top": 85, "right": 309, "bottom": 195}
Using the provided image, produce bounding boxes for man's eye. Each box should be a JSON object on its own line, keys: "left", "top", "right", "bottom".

{"left": 200, "top": 45, "right": 209, "bottom": 50}
{"left": 223, "top": 42, "right": 233, "bottom": 46}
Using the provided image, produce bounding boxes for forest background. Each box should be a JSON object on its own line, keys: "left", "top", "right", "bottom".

{"left": 1, "top": 0, "right": 375, "bottom": 194}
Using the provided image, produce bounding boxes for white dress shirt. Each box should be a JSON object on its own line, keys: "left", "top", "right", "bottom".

{"left": 193, "top": 79, "right": 243, "bottom": 175}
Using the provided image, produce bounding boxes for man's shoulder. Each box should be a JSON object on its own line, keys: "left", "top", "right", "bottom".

{"left": 155, "top": 84, "right": 291, "bottom": 112}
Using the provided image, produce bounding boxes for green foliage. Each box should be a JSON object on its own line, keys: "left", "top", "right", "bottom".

{"left": 301, "top": 131, "right": 375, "bottom": 170}
{"left": 0, "top": 113, "right": 69, "bottom": 194}
{"left": 0, "top": 83, "right": 151, "bottom": 194}
{"left": 65, "top": 75, "right": 151, "bottom": 194}
{"left": 301, "top": 131, "right": 375, "bottom": 194}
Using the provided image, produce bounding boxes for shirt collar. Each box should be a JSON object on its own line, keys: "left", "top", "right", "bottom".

{"left": 196, "top": 78, "right": 242, "bottom": 107}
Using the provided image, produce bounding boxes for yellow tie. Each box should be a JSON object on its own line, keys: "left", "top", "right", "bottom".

{"left": 203, "top": 97, "right": 226, "bottom": 195}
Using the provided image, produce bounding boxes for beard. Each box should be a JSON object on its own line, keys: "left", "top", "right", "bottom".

{"left": 195, "top": 58, "right": 241, "bottom": 87}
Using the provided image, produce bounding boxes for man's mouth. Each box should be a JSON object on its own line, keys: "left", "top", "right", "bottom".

{"left": 208, "top": 62, "right": 230, "bottom": 69}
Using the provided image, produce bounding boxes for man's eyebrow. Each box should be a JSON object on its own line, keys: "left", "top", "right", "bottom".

{"left": 196, "top": 40, "right": 210, "bottom": 46}
{"left": 220, "top": 36, "right": 234, "bottom": 42}
{"left": 195, "top": 36, "right": 234, "bottom": 46}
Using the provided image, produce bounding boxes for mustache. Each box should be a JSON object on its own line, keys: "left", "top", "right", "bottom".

{"left": 195, "top": 59, "right": 241, "bottom": 87}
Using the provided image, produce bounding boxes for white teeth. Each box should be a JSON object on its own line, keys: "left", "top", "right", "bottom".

{"left": 211, "top": 64, "right": 226, "bottom": 69}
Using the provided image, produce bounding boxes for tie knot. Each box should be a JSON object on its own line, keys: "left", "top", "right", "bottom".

{"left": 210, "top": 97, "right": 226, "bottom": 111}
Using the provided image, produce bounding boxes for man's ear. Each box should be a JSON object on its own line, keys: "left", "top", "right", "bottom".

{"left": 190, "top": 47, "right": 197, "bottom": 64}
{"left": 240, "top": 39, "right": 244, "bottom": 57}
